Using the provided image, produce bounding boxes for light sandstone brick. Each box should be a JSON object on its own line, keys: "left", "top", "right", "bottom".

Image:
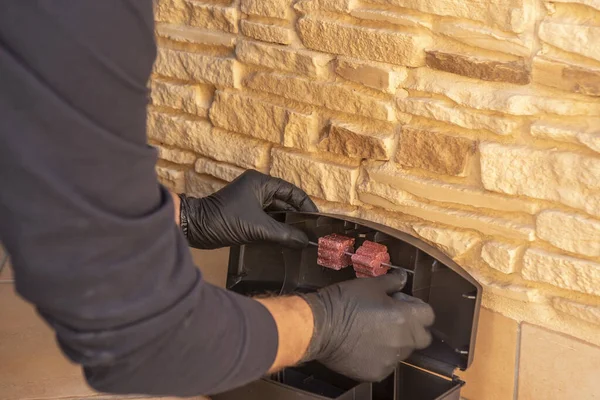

{"left": 155, "top": 23, "right": 236, "bottom": 47}
{"left": 156, "top": 163, "right": 187, "bottom": 193}
{"left": 240, "top": 20, "right": 293, "bottom": 45}
{"left": 531, "top": 119, "right": 600, "bottom": 153}
{"left": 154, "top": 48, "right": 241, "bottom": 88}
{"left": 522, "top": 248, "right": 600, "bottom": 295}
{"left": 407, "top": 68, "right": 600, "bottom": 116}
{"left": 552, "top": 297, "right": 600, "bottom": 325}
{"left": 185, "top": 170, "right": 226, "bottom": 197}
{"left": 396, "top": 97, "right": 523, "bottom": 136}
{"left": 537, "top": 210, "right": 600, "bottom": 257}
{"left": 147, "top": 111, "right": 212, "bottom": 150}
{"left": 350, "top": 8, "right": 433, "bottom": 30}
{"left": 396, "top": 126, "right": 476, "bottom": 176}
{"left": 323, "top": 121, "right": 395, "bottom": 160}
{"left": 209, "top": 90, "right": 317, "bottom": 146}
{"left": 313, "top": 198, "right": 359, "bottom": 217}
{"left": 425, "top": 51, "right": 530, "bottom": 85}
{"left": 369, "top": 0, "right": 534, "bottom": 33}
{"left": 533, "top": 56, "right": 600, "bottom": 97}
{"left": 198, "top": 127, "right": 271, "bottom": 169}
{"left": 364, "top": 161, "right": 541, "bottom": 214}
{"left": 148, "top": 112, "right": 271, "bottom": 169}
{"left": 294, "top": 0, "right": 356, "bottom": 13}
{"left": 436, "top": 20, "right": 532, "bottom": 57}
{"left": 335, "top": 57, "right": 407, "bottom": 93}
{"left": 245, "top": 72, "right": 395, "bottom": 121}
{"left": 297, "top": 16, "right": 432, "bottom": 67}
{"left": 237, "top": 40, "right": 331, "bottom": 79}
{"left": 481, "top": 241, "right": 522, "bottom": 274}
{"left": 195, "top": 157, "right": 246, "bottom": 182}
{"left": 480, "top": 142, "right": 600, "bottom": 217}
{"left": 478, "top": 278, "right": 543, "bottom": 303}
{"left": 539, "top": 19, "right": 600, "bottom": 63}
{"left": 552, "top": 0, "right": 600, "bottom": 12}
{"left": 271, "top": 148, "right": 360, "bottom": 203}
{"left": 283, "top": 112, "right": 320, "bottom": 152}
{"left": 185, "top": 1, "right": 239, "bottom": 33}
{"left": 358, "top": 180, "right": 536, "bottom": 241}
{"left": 241, "top": 0, "right": 289, "bottom": 18}
{"left": 578, "top": 132, "right": 600, "bottom": 153}
{"left": 412, "top": 224, "right": 481, "bottom": 259}
{"left": 154, "top": 144, "right": 197, "bottom": 165}
{"left": 358, "top": 207, "right": 421, "bottom": 234}
{"left": 150, "top": 78, "right": 213, "bottom": 117}
{"left": 155, "top": 0, "right": 188, "bottom": 24}
{"left": 157, "top": 0, "right": 240, "bottom": 32}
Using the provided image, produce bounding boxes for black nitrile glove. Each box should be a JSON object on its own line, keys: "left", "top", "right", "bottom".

{"left": 299, "top": 271, "right": 435, "bottom": 382}
{"left": 178, "top": 170, "right": 318, "bottom": 249}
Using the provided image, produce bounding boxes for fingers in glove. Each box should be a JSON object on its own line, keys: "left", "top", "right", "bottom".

{"left": 392, "top": 294, "right": 435, "bottom": 327}
{"left": 371, "top": 270, "right": 408, "bottom": 294}
{"left": 396, "top": 346, "right": 414, "bottom": 363}
{"left": 408, "top": 302, "right": 435, "bottom": 327}
{"left": 259, "top": 216, "right": 311, "bottom": 248}
{"left": 266, "top": 198, "right": 297, "bottom": 212}
{"left": 265, "top": 177, "right": 319, "bottom": 213}
{"left": 409, "top": 320, "right": 433, "bottom": 349}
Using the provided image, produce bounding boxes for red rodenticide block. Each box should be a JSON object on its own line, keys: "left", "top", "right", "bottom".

{"left": 317, "top": 234, "right": 355, "bottom": 270}
{"left": 355, "top": 240, "right": 388, "bottom": 256}
{"left": 352, "top": 241, "right": 390, "bottom": 278}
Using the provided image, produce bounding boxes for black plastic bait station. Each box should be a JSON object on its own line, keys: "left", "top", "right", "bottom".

{"left": 213, "top": 212, "right": 482, "bottom": 400}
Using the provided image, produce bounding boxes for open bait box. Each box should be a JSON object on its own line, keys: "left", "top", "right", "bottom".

{"left": 213, "top": 212, "right": 482, "bottom": 400}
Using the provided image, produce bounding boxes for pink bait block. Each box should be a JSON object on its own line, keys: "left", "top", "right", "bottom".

{"left": 352, "top": 240, "right": 390, "bottom": 278}
{"left": 317, "top": 234, "right": 355, "bottom": 270}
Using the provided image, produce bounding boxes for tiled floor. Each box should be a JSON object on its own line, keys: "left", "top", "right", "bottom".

{"left": 517, "top": 323, "right": 600, "bottom": 400}
{"left": 0, "top": 248, "right": 228, "bottom": 400}
{"left": 0, "top": 245, "right": 13, "bottom": 282}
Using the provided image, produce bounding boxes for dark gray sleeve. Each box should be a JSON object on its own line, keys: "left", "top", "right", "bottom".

{"left": 0, "top": 1, "right": 277, "bottom": 396}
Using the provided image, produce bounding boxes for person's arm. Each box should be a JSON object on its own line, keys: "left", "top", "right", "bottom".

{"left": 257, "top": 296, "right": 314, "bottom": 372}
{"left": 171, "top": 192, "right": 182, "bottom": 226}
{"left": 0, "top": 2, "right": 284, "bottom": 396}
{"left": 172, "top": 183, "right": 316, "bottom": 372}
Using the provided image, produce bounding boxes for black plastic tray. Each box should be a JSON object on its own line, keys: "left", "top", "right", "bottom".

{"left": 213, "top": 212, "right": 481, "bottom": 400}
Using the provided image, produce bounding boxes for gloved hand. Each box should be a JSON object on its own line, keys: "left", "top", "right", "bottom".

{"left": 299, "top": 271, "right": 435, "bottom": 382}
{"left": 178, "top": 170, "right": 318, "bottom": 249}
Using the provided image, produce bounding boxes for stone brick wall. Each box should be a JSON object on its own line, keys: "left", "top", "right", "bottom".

{"left": 149, "top": 0, "right": 600, "bottom": 395}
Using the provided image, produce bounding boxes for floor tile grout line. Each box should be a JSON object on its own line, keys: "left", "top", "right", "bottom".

{"left": 513, "top": 322, "right": 522, "bottom": 400}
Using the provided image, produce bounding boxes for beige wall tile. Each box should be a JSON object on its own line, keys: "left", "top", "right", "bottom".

{"left": 190, "top": 247, "right": 229, "bottom": 287}
{"left": 518, "top": 323, "right": 600, "bottom": 400}
{"left": 456, "top": 308, "right": 519, "bottom": 400}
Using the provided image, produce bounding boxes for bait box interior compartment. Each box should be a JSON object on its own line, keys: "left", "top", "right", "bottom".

{"left": 213, "top": 212, "right": 482, "bottom": 400}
